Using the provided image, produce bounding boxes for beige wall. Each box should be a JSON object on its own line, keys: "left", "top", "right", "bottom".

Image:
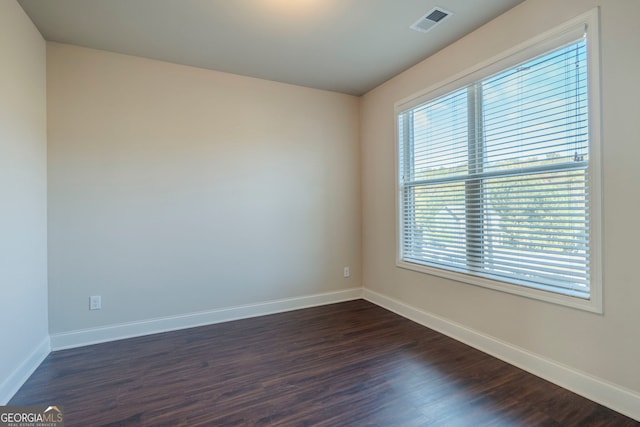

{"left": 0, "top": 0, "right": 48, "bottom": 399}
{"left": 361, "top": 0, "right": 640, "bottom": 394}
{"left": 47, "top": 43, "right": 361, "bottom": 334}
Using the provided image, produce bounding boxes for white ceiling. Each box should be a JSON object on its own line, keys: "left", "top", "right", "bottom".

{"left": 18, "top": 0, "right": 525, "bottom": 95}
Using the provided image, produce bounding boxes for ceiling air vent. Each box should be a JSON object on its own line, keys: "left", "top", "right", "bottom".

{"left": 410, "top": 7, "right": 453, "bottom": 33}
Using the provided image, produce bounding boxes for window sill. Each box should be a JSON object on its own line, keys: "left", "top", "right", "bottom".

{"left": 396, "top": 259, "right": 603, "bottom": 314}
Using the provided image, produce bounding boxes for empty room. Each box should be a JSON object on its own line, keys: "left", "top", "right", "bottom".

{"left": 1, "top": 0, "right": 639, "bottom": 425}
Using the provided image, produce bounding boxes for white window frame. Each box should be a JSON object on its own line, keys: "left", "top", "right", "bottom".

{"left": 394, "top": 9, "right": 602, "bottom": 313}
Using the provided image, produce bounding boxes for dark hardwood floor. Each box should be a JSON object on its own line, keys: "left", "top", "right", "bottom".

{"left": 10, "top": 300, "right": 638, "bottom": 426}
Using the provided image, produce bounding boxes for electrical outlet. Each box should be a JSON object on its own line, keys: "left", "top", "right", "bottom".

{"left": 90, "top": 295, "right": 101, "bottom": 310}
{"left": 343, "top": 266, "right": 350, "bottom": 278}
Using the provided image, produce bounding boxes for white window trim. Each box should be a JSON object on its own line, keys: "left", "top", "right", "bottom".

{"left": 394, "top": 8, "right": 603, "bottom": 313}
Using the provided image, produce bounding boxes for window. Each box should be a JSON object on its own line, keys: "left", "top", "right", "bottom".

{"left": 396, "top": 10, "right": 602, "bottom": 312}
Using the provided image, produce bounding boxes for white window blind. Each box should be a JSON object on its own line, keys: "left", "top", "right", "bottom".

{"left": 397, "top": 26, "right": 598, "bottom": 303}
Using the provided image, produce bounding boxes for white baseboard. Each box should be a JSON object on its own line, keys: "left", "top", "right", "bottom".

{"left": 363, "top": 288, "right": 640, "bottom": 422}
{"left": 0, "top": 336, "right": 51, "bottom": 405}
{"left": 51, "top": 288, "right": 363, "bottom": 351}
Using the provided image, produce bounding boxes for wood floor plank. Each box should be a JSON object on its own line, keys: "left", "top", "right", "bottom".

{"left": 9, "top": 300, "right": 639, "bottom": 426}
